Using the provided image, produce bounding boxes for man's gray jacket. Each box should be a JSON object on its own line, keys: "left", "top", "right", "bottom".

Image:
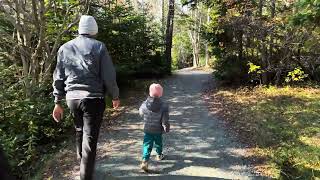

{"left": 139, "top": 97, "right": 170, "bottom": 134}
{"left": 52, "top": 35, "right": 119, "bottom": 103}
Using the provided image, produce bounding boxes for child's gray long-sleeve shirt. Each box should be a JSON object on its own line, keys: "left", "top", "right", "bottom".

{"left": 52, "top": 35, "right": 119, "bottom": 103}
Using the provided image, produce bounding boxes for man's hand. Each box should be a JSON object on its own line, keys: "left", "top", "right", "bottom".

{"left": 52, "top": 104, "right": 64, "bottom": 122}
{"left": 112, "top": 99, "right": 120, "bottom": 109}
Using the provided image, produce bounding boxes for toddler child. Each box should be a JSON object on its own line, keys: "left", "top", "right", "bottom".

{"left": 139, "top": 83, "right": 170, "bottom": 171}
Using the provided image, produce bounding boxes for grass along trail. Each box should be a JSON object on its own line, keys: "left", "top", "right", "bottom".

{"left": 206, "top": 86, "right": 320, "bottom": 179}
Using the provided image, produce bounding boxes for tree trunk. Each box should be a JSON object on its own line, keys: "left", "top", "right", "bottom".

{"left": 189, "top": 29, "right": 198, "bottom": 68}
{"left": 261, "top": 41, "right": 268, "bottom": 83}
{"left": 165, "top": 0, "right": 175, "bottom": 74}
{"left": 293, "top": 0, "right": 300, "bottom": 14}
{"left": 275, "top": 68, "right": 282, "bottom": 85}
{"left": 196, "top": 7, "right": 201, "bottom": 66}
{"left": 259, "top": 0, "right": 268, "bottom": 84}
{"left": 192, "top": 44, "right": 197, "bottom": 67}
{"left": 269, "top": 0, "right": 275, "bottom": 77}
{"left": 259, "top": 0, "right": 263, "bottom": 16}
{"left": 14, "top": 0, "right": 32, "bottom": 97}
{"left": 189, "top": 7, "right": 200, "bottom": 68}
{"left": 271, "top": 0, "right": 275, "bottom": 18}
{"left": 205, "top": 8, "right": 210, "bottom": 67}
{"left": 238, "top": 30, "right": 243, "bottom": 61}
{"left": 162, "top": 0, "right": 166, "bottom": 48}
{"left": 205, "top": 43, "right": 209, "bottom": 67}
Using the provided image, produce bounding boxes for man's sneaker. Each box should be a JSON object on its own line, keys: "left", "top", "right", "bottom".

{"left": 140, "top": 160, "right": 148, "bottom": 171}
{"left": 156, "top": 154, "right": 165, "bottom": 161}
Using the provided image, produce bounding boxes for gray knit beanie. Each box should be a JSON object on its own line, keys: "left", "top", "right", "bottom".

{"left": 78, "top": 15, "right": 98, "bottom": 36}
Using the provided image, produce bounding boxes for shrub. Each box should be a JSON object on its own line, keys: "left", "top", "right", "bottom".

{"left": 93, "top": 2, "right": 166, "bottom": 79}
{"left": 213, "top": 55, "right": 249, "bottom": 85}
{"left": 0, "top": 64, "right": 73, "bottom": 178}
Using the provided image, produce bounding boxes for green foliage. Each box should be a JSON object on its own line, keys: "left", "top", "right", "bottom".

{"left": 248, "top": 62, "right": 261, "bottom": 74}
{"left": 291, "top": 0, "right": 320, "bottom": 26}
{"left": 45, "top": 0, "right": 78, "bottom": 42}
{"left": 93, "top": 2, "right": 166, "bottom": 79}
{"left": 172, "top": 18, "right": 193, "bottom": 70}
{"left": 0, "top": 63, "right": 73, "bottom": 178}
{"left": 285, "top": 67, "right": 309, "bottom": 83}
{"left": 0, "top": 1, "right": 167, "bottom": 178}
{"left": 202, "top": 0, "right": 320, "bottom": 85}
{"left": 213, "top": 55, "right": 249, "bottom": 85}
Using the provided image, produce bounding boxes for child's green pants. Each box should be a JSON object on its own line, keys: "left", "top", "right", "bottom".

{"left": 142, "top": 132, "right": 162, "bottom": 161}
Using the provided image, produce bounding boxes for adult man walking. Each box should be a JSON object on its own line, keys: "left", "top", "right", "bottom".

{"left": 52, "top": 15, "right": 120, "bottom": 180}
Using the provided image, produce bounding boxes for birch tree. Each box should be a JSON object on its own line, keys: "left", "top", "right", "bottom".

{"left": 188, "top": 6, "right": 201, "bottom": 67}
{"left": 0, "top": 0, "right": 90, "bottom": 97}
{"left": 205, "top": 7, "right": 210, "bottom": 67}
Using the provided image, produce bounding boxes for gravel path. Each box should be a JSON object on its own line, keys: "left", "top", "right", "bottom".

{"left": 90, "top": 69, "right": 265, "bottom": 180}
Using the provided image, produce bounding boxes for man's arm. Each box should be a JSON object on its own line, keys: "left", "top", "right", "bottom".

{"left": 52, "top": 48, "right": 66, "bottom": 104}
{"left": 52, "top": 48, "right": 66, "bottom": 122}
{"left": 100, "top": 44, "right": 119, "bottom": 100}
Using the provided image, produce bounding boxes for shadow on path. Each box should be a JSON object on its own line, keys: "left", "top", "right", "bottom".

{"left": 93, "top": 69, "right": 268, "bottom": 180}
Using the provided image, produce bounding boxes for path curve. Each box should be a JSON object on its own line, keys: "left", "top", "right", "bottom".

{"left": 91, "top": 69, "right": 263, "bottom": 180}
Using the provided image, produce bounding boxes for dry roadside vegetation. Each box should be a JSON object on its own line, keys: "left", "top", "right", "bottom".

{"left": 205, "top": 86, "right": 320, "bottom": 179}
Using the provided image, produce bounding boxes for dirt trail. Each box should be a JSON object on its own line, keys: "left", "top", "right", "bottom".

{"left": 47, "top": 69, "right": 265, "bottom": 180}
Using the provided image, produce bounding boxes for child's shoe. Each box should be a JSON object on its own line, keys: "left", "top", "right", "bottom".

{"left": 140, "top": 160, "right": 148, "bottom": 171}
{"left": 156, "top": 154, "right": 165, "bottom": 161}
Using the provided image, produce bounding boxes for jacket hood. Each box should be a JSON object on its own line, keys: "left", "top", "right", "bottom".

{"left": 146, "top": 96, "right": 162, "bottom": 112}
